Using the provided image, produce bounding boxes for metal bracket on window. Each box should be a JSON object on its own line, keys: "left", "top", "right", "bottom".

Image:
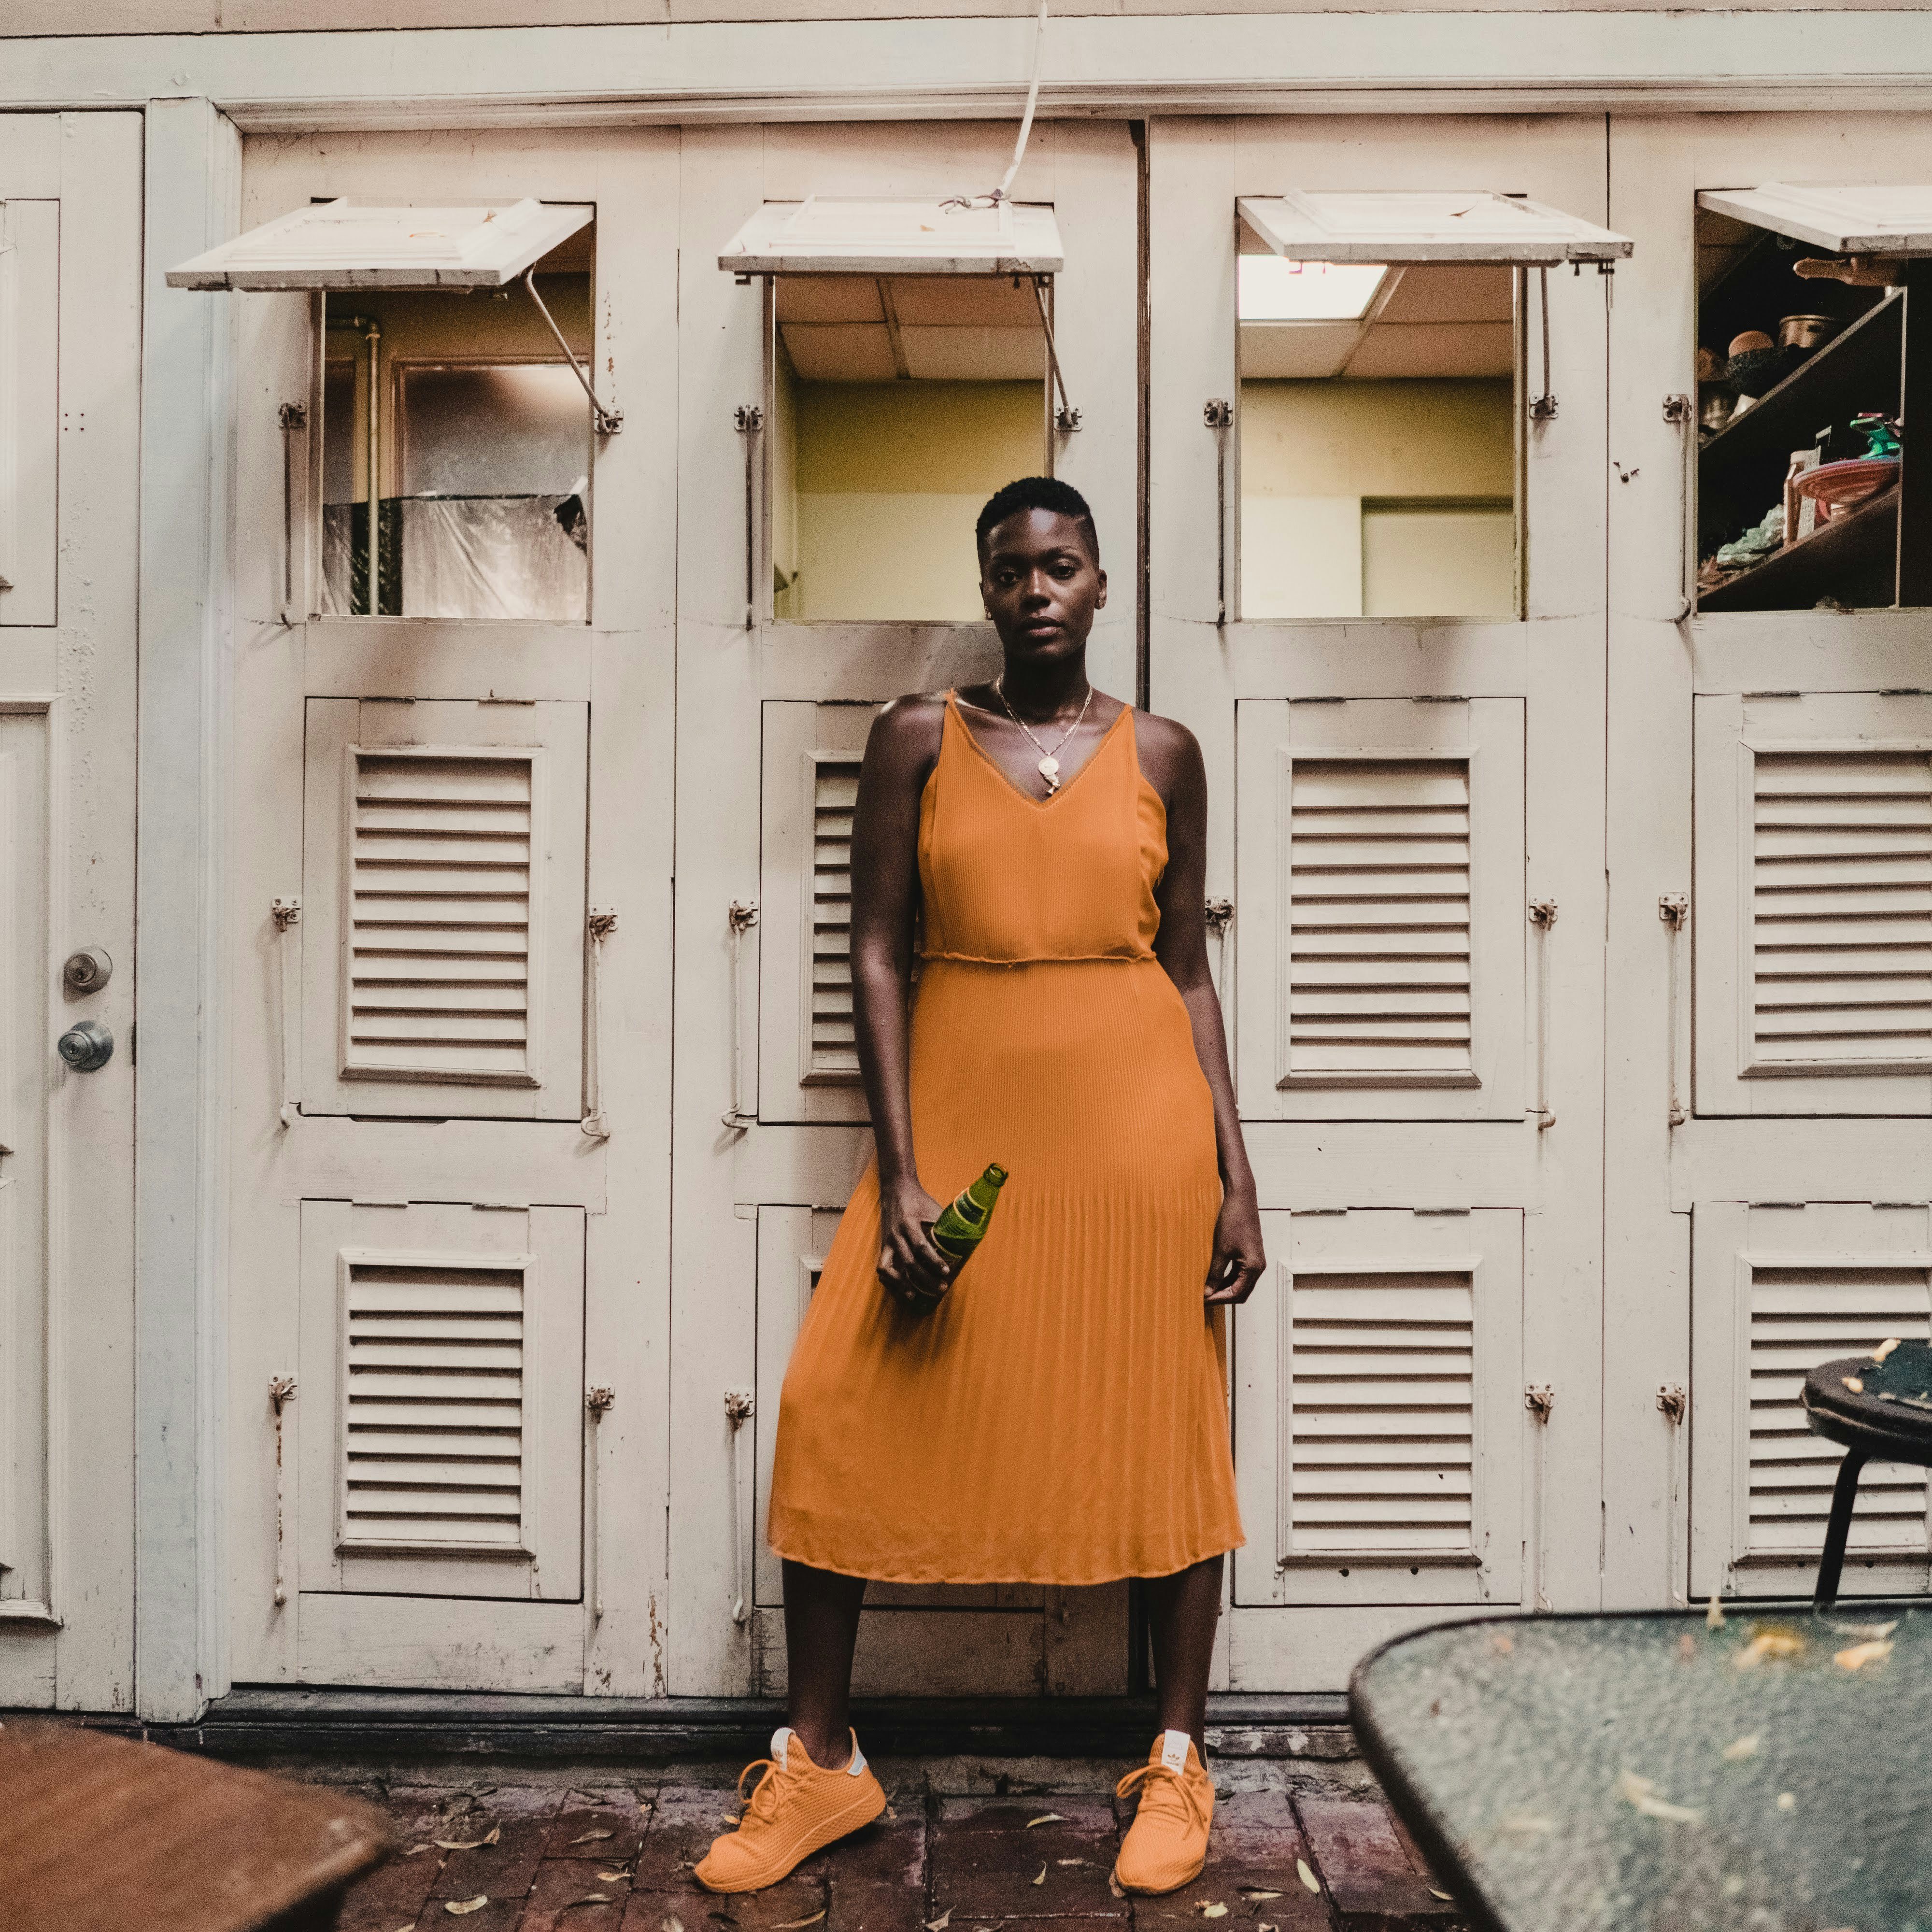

{"left": 1528, "top": 899, "right": 1558, "bottom": 1130}
{"left": 1027, "top": 277, "right": 1080, "bottom": 433}
{"left": 723, "top": 900, "right": 760, "bottom": 1132}
{"left": 582, "top": 908, "right": 618, "bottom": 1141}
{"left": 269, "top": 1376, "right": 298, "bottom": 1607}
{"left": 1659, "top": 894, "right": 1689, "bottom": 1126}
{"left": 1204, "top": 399, "right": 1234, "bottom": 626}
{"left": 735, "top": 406, "right": 764, "bottom": 632}
{"left": 1662, "top": 393, "right": 1696, "bottom": 621}
{"left": 585, "top": 1385, "right": 616, "bottom": 1619}
{"left": 271, "top": 897, "right": 301, "bottom": 1129}
{"left": 725, "top": 1390, "right": 756, "bottom": 1626}
{"left": 1205, "top": 897, "right": 1234, "bottom": 993}
{"left": 1658, "top": 1384, "right": 1688, "bottom": 1607}
{"left": 523, "top": 267, "right": 622, "bottom": 436}
{"left": 277, "top": 401, "right": 308, "bottom": 624}
{"left": 1525, "top": 1383, "right": 1555, "bottom": 1612}
{"left": 1528, "top": 268, "right": 1558, "bottom": 421}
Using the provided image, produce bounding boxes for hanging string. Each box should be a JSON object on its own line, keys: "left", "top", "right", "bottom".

{"left": 947, "top": 0, "right": 1049, "bottom": 209}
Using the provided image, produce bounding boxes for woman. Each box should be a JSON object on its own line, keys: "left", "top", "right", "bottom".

{"left": 697, "top": 476, "right": 1264, "bottom": 1898}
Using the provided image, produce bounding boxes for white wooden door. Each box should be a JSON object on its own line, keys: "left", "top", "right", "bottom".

{"left": 0, "top": 114, "right": 142, "bottom": 1711}
{"left": 671, "top": 121, "right": 1142, "bottom": 1697}
{"left": 1152, "top": 115, "right": 1614, "bottom": 1689}
{"left": 223, "top": 127, "right": 680, "bottom": 1694}
{"left": 1606, "top": 113, "right": 1932, "bottom": 1617}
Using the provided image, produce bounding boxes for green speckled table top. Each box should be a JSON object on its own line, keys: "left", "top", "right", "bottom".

{"left": 1350, "top": 1605, "right": 1932, "bottom": 1932}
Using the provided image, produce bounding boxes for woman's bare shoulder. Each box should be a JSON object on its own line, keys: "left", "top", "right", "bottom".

{"left": 1131, "top": 707, "right": 1206, "bottom": 789}
{"left": 865, "top": 691, "right": 950, "bottom": 771}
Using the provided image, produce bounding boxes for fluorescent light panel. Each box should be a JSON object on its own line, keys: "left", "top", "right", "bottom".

{"left": 1239, "top": 256, "right": 1388, "bottom": 322}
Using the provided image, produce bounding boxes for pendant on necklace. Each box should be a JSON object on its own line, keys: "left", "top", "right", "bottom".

{"left": 1037, "top": 755, "right": 1061, "bottom": 793}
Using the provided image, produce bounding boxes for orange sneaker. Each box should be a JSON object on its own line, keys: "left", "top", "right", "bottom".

{"left": 1113, "top": 1730, "right": 1215, "bottom": 1894}
{"left": 695, "top": 1727, "right": 887, "bottom": 1893}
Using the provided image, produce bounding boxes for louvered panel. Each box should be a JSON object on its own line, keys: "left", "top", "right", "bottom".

{"left": 1287, "top": 1271, "right": 1477, "bottom": 1558}
{"left": 1747, "top": 1265, "right": 1932, "bottom": 1559}
{"left": 1751, "top": 752, "right": 1932, "bottom": 1065}
{"left": 341, "top": 1261, "right": 528, "bottom": 1552}
{"left": 346, "top": 749, "right": 535, "bottom": 1081}
{"left": 808, "top": 757, "right": 862, "bottom": 1079}
{"left": 1289, "top": 760, "right": 1473, "bottom": 1075}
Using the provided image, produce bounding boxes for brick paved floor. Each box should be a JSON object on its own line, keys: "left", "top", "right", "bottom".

{"left": 328, "top": 1753, "right": 1464, "bottom": 1932}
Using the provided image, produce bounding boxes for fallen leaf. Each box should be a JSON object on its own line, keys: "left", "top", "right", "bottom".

{"left": 1830, "top": 1618, "right": 1898, "bottom": 1642}
{"left": 1108, "top": 1874, "right": 1126, "bottom": 1900}
{"left": 719, "top": 1816, "right": 741, "bottom": 1828}
{"left": 1618, "top": 1770, "right": 1704, "bottom": 1825}
{"left": 1031, "top": 1865, "right": 1048, "bottom": 1887}
{"left": 1843, "top": 1376, "right": 1864, "bottom": 1394}
{"left": 1297, "top": 1860, "right": 1321, "bottom": 1894}
{"left": 664, "top": 1914, "right": 686, "bottom": 1932}
{"left": 565, "top": 1900, "right": 613, "bottom": 1912}
{"left": 445, "top": 1903, "right": 489, "bottom": 1919}
{"left": 1706, "top": 1594, "right": 1727, "bottom": 1629}
{"left": 1722, "top": 1735, "right": 1760, "bottom": 1762}
{"left": 1835, "top": 1639, "right": 1894, "bottom": 1672}
{"left": 597, "top": 1871, "right": 632, "bottom": 1884}
{"left": 1678, "top": 1633, "right": 1698, "bottom": 1662}
{"left": 435, "top": 1827, "right": 501, "bottom": 1851}
{"left": 1199, "top": 1905, "right": 1228, "bottom": 1919}
{"left": 1490, "top": 1633, "right": 1514, "bottom": 1655}
{"left": 1429, "top": 1891, "right": 1452, "bottom": 1904}
{"left": 1257, "top": 1923, "right": 1278, "bottom": 1932}
{"left": 1025, "top": 1814, "right": 1064, "bottom": 1829}
{"left": 1055, "top": 1859, "right": 1088, "bottom": 1866}
{"left": 771, "top": 1914, "right": 826, "bottom": 1929}
{"left": 1777, "top": 1792, "right": 1797, "bottom": 1812}
{"left": 1495, "top": 1811, "right": 1554, "bottom": 1837}
{"left": 1874, "top": 1337, "right": 1901, "bottom": 1363}
{"left": 403, "top": 1844, "right": 433, "bottom": 1857}
{"left": 1239, "top": 1890, "right": 1282, "bottom": 1900}
{"left": 1735, "top": 1629, "right": 1805, "bottom": 1670}
{"left": 571, "top": 1829, "right": 616, "bottom": 1845}
{"left": 926, "top": 1911, "right": 953, "bottom": 1930}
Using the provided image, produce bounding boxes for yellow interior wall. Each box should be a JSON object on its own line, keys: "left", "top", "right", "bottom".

{"left": 785, "top": 379, "right": 1043, "bottom": 621}
{"left": 1240, "top": 377, "right": 1514, "bottom": 619}
{"left": 324, "top": 275, "right": 592, "bottom": 499}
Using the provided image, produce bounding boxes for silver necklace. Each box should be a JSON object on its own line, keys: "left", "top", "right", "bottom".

{"left": 993, "top": 675, "right": 1094, "bottom": 796}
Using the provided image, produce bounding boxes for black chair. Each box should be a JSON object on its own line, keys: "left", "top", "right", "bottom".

{"left": 1800, "top": 1339, "right": 1932, "bottom": 1611}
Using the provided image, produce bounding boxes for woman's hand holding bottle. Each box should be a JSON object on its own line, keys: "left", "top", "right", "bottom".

{"left": 876, "top": 1174, "right": 956, "bottom": 1307}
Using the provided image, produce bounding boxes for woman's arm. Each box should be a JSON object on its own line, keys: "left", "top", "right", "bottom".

{"left": 1143, "top": 716, "right": 1266, "bottom": 1307}
{"left": 848, "top": 696, "right": 956, "bottom": 1305}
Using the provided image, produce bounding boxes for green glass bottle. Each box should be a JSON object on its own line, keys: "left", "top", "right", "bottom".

{"left": 929, "top": 1163, "right": 1009, "bottom": 1269}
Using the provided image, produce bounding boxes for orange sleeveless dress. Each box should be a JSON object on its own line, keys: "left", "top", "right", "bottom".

{"left": 766, "top": 694, "right": 1244, "bottom": 1584}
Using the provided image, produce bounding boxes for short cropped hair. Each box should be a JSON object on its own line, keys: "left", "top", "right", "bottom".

{"left": 975, "top": 476, "right": 1100, "bottom": 565}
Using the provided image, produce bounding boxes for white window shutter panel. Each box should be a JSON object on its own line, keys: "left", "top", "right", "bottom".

{"left": 302, "top": 699, "right": 588, "bottom": 1120}
{"left": 1694, "top": 694, "right": 1932, "bottom": 1115}
{"left": 758, "top": 703, "right": 880, "bottom": 1124}
{"left": 1236, "top": 698, "right": 1524, "bottom": 1122}
{"left": 297, "top": 1201, "right": 584, "bottom": 1605}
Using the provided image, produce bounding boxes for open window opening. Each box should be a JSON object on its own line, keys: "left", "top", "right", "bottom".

{"left": 1693, "top": 184, "right": 1932, "bottom": 614}
{"left": 1234, "top": 191, "right": 1630, "bottom": 624}
{"left": 723, "top": 200, "right": 1065, "bottom": 625}
{"left": 166, "top": 199, "right": 600, "bottom": 623}
{"left": 321, "top": 232, "right": 593, "bottom": 620}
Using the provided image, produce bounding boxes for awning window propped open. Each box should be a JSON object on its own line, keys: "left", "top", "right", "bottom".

{"left": 1238, "top": 192, "right": 1633, "bottom": 266}
{"left": 165, "top": 199, "right": 593, "bottom": 291}
{"left": 718, "top": 199, "right": 1064, "bottom": 278}
{"left": 1696, "top": 184, "right": 1932, "bottom": 256}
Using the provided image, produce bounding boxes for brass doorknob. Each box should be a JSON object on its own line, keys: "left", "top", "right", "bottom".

{"left": 57, "top": 1020, "right": 114, "bottom": 1071}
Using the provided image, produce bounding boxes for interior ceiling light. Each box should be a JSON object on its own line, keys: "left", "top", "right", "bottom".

{"left": 1238, "top": 256, "right": 1388, "bottom": 322}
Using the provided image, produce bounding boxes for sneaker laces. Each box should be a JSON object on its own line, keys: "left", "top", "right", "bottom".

{"left": 734, "top": 1754, "right": 789, "bottom": 1829}
{"left": 1115, "top": 1758, "right": 1210, "bottom": 1838}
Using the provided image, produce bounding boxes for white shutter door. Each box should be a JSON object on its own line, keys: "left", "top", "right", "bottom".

{"left": 1694, "top": 694, "right": 1932, "bottom": 1115}
{"left": 298, "top": 1199, "right": 583, "bottom": 1602}
{"left": 301, "top": 699, "right": 588, "bottom": 1119}
{"left": 758, "top": 703, "right": 881, "bottom": 1123}
{"left": 1235, "top": 1208, "right": 1523, "bottom": 1609}
{"left": 1236, "top": 698, "right": 1525, "bottom": 1120}
{"left": 1691, "top": 1202, "right": 1932, "bottom": 1601}
{"left": 0, "top": 201, "right": 58, "bottom": 627}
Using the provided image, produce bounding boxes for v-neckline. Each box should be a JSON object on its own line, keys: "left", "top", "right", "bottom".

{"left": 948, "top": 689, "right": 1132, "bottom": 811}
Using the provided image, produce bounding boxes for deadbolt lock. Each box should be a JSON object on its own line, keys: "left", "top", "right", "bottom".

{"left": 64, "top": 946, "right": 113, "bottom": 993}
{"left": 57, "top": 1019, "right": 114, "bottom": 1072}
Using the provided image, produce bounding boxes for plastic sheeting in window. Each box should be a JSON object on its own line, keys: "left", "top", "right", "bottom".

{"left": 320, "top": 495, "right": 587, "bottom": 620}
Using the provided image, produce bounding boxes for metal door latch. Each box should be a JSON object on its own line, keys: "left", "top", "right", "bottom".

{"left": 57, "top": 1019, "right": 114, "bottom": 1071}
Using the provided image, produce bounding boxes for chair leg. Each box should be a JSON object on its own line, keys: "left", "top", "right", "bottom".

{"left": 1814, "top": 1449, "right": 1869, "bottom": 1614}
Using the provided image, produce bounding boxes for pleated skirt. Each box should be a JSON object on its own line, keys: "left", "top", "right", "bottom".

{"left": 766, "top": 955, "right": 1246, "bottom": 1585}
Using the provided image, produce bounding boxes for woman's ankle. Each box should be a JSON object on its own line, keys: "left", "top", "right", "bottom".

{"left": 789, "top": 1721, "right": 854, "bottom": 1771}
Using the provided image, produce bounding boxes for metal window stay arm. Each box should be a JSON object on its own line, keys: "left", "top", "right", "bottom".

{"left": 523, "top": 269, "right": 622, "bottom": 436}
{"left": 1027, "top": 277, "right": 1080, "bottom": 433}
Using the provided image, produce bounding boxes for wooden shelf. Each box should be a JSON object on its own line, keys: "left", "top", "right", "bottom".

{"left": 1698, "top": 486, "right": 1899, "bottom": 613}
{"left": 1700, "top": 290, "right": 1903, "bottom": 483}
